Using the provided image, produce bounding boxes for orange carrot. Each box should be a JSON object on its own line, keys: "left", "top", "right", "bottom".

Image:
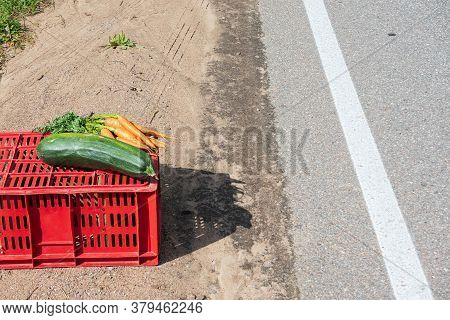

{"left": 104, "top": 118, "right": 121, "bottom": 128}
{"left": 100, "top": 128, "right": 115, "bottom": 139}
{"left": 149, "top": 137, "right": 166, "bottom": 148}
{"left": 111, "top": 126, "right": 157, "bottom": 149}
{"left": 144, "top": 137, "right": 157, "bottom": 149}
{"left": 118, "top": 115, "right": 158, "bottom": 149}
{"left": 116, "top": 137, "right": 151, "bottom": 151}
{"left": 111, "top": 127, "right": 138, "bottom": 141}
{"left": 133, "top": 122, "right": 171, "bottom": 140}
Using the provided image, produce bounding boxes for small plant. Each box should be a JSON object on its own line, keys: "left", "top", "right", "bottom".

{"left": 0, "top": 0, "right": 43, "bottom": 45}
{"left": 0, "top": 17, "right": 22, "bottom": 44}
{"left": 0, "top": 0, "right": 47, "bottom": 68}
{"left": 107, "top": 31, "right": 136, "bottom": 49}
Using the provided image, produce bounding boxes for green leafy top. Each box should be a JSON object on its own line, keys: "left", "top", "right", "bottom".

{"left": 34, "top": 112, "right": 118, "bottom": 134}
{"left": 34, "top": 112, "right": 88, "bottom": 134}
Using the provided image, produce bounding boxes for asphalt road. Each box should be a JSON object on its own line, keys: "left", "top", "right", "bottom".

{"left": 259, "top": 0, "right": 448, "bottom": 299}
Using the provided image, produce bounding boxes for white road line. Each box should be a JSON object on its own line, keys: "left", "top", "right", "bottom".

{"left": 301, "top": 0, "right": 433, "bottom": 299}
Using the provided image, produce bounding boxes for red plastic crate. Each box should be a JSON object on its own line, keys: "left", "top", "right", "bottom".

{"left": 0, "top": 132, "right": 160, "bottom": 269}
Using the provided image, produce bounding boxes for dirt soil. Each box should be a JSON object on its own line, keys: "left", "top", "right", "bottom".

{"left": 0, "top": 0, "right": 298, "bottom": 299}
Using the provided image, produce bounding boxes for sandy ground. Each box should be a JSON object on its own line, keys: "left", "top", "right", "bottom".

{"left": 0, "top": 0, "right": 298, "bottom": 299}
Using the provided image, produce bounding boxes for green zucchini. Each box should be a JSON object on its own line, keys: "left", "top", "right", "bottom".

{"left": 37, "top": 133, "right": 155, "bottom": 179}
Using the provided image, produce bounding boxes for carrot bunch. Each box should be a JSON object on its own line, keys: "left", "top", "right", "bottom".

{"left": 35, "top": 112, "right": 170, "bottom": 155}
{"left": 91, "top": 114, "right": 170, "bottom": 154}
